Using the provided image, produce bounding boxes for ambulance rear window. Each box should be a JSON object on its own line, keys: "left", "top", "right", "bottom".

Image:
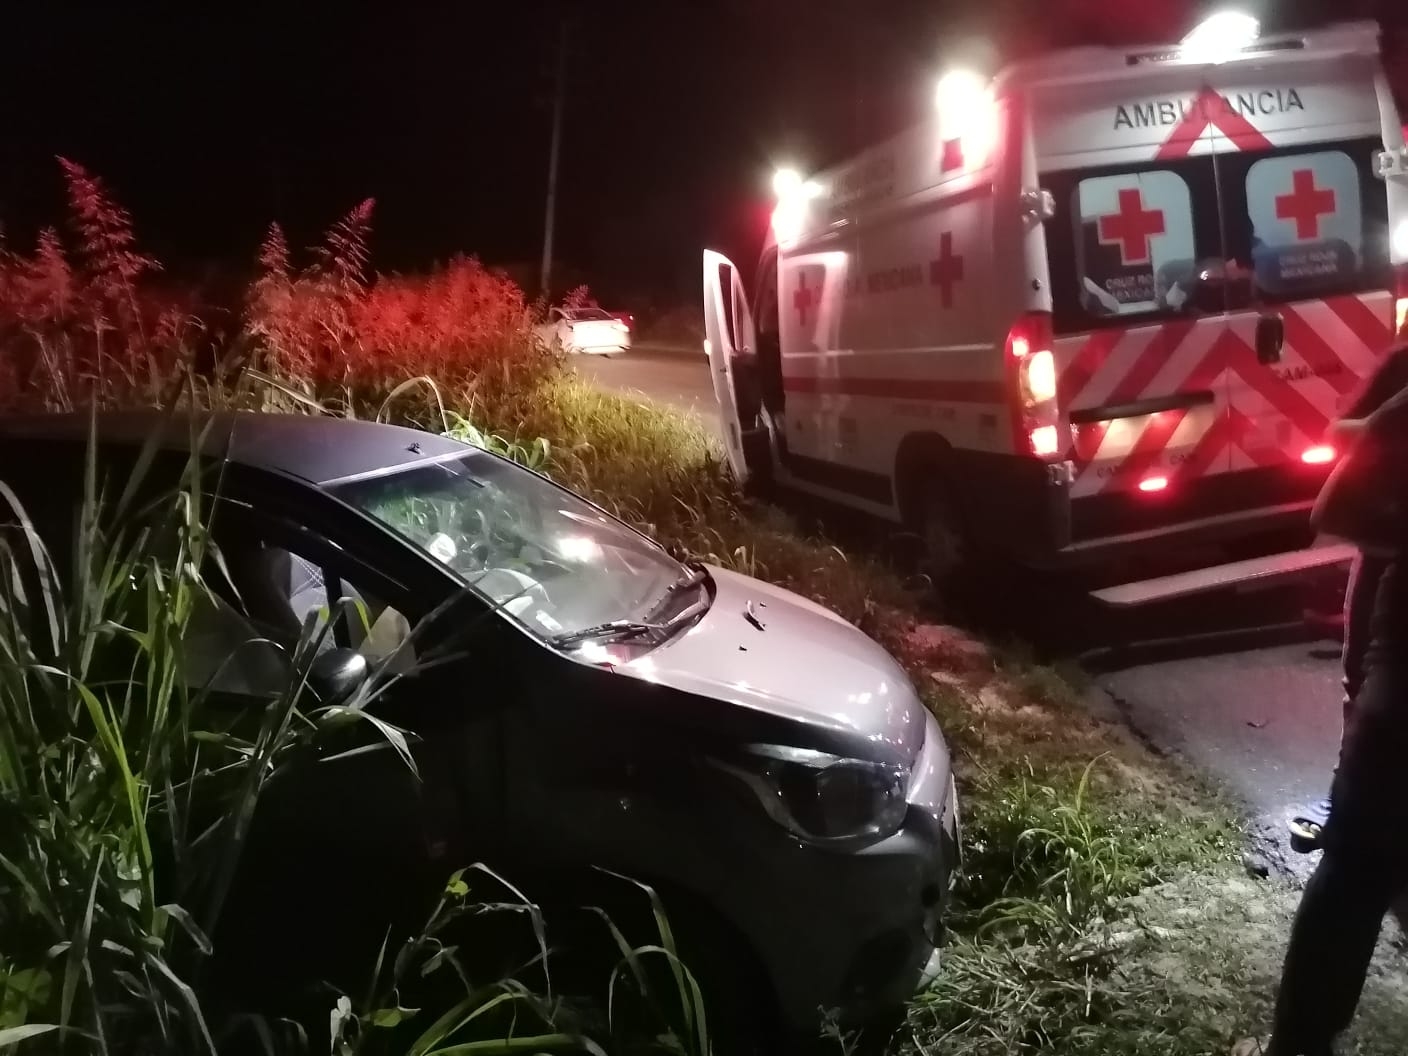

{"left": 1218, "top": 136, "right": 1391, "bottom": 309}
{"left": 1044, "top": 156, "right": 1223, "bottom": 335}
{"left": 1043, "top": 135, "right": 1391, "bottom": 334}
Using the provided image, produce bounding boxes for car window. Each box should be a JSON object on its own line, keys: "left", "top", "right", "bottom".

{"left": 563, "top": 308, "right": 613, "bottom": 321}
{"left": 332, "top": 453, "right": 689, "bottom": 643}
{"left": 1216, "top": 136, "right": 1391, "bottom": 307}
{"left": 1044, "top": 156, "right": 1224, "bottom": 335}
{"left": 183, "top": 534, "right": 417, "bottom": 698}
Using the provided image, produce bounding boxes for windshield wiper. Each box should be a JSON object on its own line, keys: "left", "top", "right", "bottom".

{"left": 551, "top": 620, "right": 665, "bottom": 648}
{"left": 647, "top": 562, "right": 710, "bottom": 616}
{"left": 553, "top": 565, "right": 711, "bottom": 651}
{"left": 552, "top": 576, "right": 712, "bottom": 650}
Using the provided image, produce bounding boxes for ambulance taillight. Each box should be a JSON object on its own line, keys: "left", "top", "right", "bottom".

{"left": 1393, "top": 222, "right": 1408, "bottom": 336}
{"left": 1394, "top": 265, "right": 1408, "bottom": 338}
{"left": 1006, "top": 313, "right": 1063, "bottom": 459}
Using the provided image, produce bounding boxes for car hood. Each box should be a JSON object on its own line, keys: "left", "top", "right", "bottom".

{"left": 613, "top": 565, "right": 926, "bottom": 766}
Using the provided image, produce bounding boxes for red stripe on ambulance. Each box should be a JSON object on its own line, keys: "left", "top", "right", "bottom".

{"left": 1323, "top": 293, "right": 1395, "bottom": 353}
{"left": 1279, "top": 306, "right": 1361, "bottom": 397}
{"left": 782, "top": 375, "right": 1005, "bottom": 404}
{"left": 1059, "top": 295, "right": 1392, "bottom": 498}
{"left": 1154, "top": 86, "right": 1274, "bottom": 159}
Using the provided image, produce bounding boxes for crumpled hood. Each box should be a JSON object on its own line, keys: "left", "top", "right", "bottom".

{"left": 613, "top": 565, "right": 926, "bottom": 765}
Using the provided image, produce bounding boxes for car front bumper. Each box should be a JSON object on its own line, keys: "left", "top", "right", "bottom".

{"left": 569, "top": 333, "right": 632, "bottom": 355}
{"left": 735, "top": 711, "right": 960, "bottom": 1031}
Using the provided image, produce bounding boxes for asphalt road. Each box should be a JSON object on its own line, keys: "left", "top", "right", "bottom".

{"left": 571, "top": 344, "right": 720, "bottom": 434}
{"left": 1097, "top": 627, "right": 1342, "bottom": 876}
{"left": 578, "top": 344, "right": 1347, "bottom": 875}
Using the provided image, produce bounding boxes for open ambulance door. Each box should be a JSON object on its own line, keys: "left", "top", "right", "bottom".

{"left": 702, "top": 249, "right": 758, "bottom": 483}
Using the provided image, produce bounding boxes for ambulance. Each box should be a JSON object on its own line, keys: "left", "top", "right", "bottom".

{"left": 703, "top": 14, "right": 1408, "bottom": 606}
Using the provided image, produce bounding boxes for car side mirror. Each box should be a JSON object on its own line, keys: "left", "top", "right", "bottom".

{"left": 307, "top": 647, "right": 370, "bottom": 706}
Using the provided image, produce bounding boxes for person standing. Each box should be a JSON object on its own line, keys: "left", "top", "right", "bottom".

{"left": 1243, "top": 340, "right": 1408, "bottom": 1056}
{"left": 1288, "top": 341, "right": 1408, "bottom": 852}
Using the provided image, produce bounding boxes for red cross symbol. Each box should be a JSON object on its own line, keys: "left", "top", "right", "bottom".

{"left": 1275, "top": 169, "right": 1337, "bottom": 240}
{"left": 929, "top": 232, "right": 965, "bottom": 308}
{"left": 1097, "top": 188, "right": 1166, "bottom": 266}
{"left": 793, "top": 272, "right": 818, "bottom": 327}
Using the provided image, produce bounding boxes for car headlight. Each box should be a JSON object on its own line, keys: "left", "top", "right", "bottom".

{"left": 710, "top": 744, "right": 910, "bottom": 847}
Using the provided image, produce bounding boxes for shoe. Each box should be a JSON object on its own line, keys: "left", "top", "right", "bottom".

{"left": 1288, "top": 797, "right": 1331, "bottom": 854}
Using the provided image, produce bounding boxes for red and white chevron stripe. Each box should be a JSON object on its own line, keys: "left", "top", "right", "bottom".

{"left": 1057, "top": 292, "right": 1396, "bottom": 499}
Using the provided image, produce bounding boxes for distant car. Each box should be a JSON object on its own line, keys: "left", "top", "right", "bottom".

{"left": 535, "top": 306, "right": 631, "bottom": 356}
{"left": 0, "top": 411, "right": 959, "bottom": 1039}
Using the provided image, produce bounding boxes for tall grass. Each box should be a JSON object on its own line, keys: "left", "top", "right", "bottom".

{"left": 245, "top": 202, "right": 552, "bottom": 408}
{"left": 0, "top": 160, "right": 203, "bottom": 413}
{"left": 0, "top": 411, "right": 714, "bottom": 1056}
{"left": 0, "top": 413, "right": 329, "bottom": 1053}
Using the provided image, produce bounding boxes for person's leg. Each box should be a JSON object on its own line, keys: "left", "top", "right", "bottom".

{"left": 1289, "top": 557, "right": 1377, "bottom": 851}
{"left": 1271, "top": 580, "right": 1408, "bottom": 1053}
{"left": 1267, "top": 845, "right": 1406, "bottom": 1054}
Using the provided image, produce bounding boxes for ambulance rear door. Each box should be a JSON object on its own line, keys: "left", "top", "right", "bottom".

{"left": 1037, "top": 77, "right": 1238, "bottom": 505}
{"left": 1209, "top": 60, "right": 1401, "bottom": 475}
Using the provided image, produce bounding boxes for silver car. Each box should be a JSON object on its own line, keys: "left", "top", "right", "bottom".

{"left": 534, "top": 306, "right": 633, "bottom": 355}
{"left": 0, "top": 411, "right": 959, "bottom": 1036}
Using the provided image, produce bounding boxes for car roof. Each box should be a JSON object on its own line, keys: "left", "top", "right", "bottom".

{"left": 0, "top": 410, "right": 475, "bottom": 486}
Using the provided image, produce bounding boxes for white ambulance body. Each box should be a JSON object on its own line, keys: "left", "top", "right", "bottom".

{"left": 704, "top": 18, "right": 1408, "bottom": 604}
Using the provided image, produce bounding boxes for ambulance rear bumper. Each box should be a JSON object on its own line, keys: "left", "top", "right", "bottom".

{"left": 951, "top": 454, "right": 1329, "bottom": 573}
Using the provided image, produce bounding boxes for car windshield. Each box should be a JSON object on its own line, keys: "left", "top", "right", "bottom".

{"left": 331, "top": 454, "right": 689, "bottom": 641}
{"left": 563, "top": 308, "right": 613, "bottom": 321}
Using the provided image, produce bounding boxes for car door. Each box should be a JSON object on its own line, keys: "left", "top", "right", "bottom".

{"left": 188, "top": 499, "right": 504, "bottom": 996}
{"left": 702, "top": 249, "right": 757, "bottom": 481}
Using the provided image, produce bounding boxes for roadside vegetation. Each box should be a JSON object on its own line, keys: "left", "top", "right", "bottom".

{"left": 1, "top": 159, "right": 1404, "bottom": 1054}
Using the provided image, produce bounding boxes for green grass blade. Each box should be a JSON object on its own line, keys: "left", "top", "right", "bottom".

{"left": 0, "top": 1025, "right": 59, "bottom": 1049}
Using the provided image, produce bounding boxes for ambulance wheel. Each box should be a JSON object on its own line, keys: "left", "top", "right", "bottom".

{"left": 916, "top": 484, "right": 967, "bottom": 589}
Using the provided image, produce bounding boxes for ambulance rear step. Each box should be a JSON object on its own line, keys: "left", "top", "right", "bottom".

{"left": 1089, "top": 542, "right": 1357, "bottom": 608}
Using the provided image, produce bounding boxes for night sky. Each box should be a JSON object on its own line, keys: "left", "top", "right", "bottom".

{"left": 2, "top": 0, "right": 1404, "bottom": 305}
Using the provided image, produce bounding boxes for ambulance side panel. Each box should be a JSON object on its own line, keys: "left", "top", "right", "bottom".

{"left": 774, "top": 107, "right": 1023, "bottom": 526}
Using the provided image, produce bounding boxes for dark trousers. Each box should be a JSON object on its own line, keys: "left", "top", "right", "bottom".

{"left": 1269, "top": 845, "right": 1408, "bottom": 1054}
{"left": 1269, "top": 560, "right": 1408, "bottom": 1054}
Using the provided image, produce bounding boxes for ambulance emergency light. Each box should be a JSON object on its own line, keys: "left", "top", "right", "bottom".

{"left": 934, "top": 69, "right": 987, "bottom": 118}
{"left": 934, "top": 68, "right": 998, "bottom": 169}
{"left": 770, "top": 166, "right": 824, "bottom": 243}
{"left": 1180, "top": 11, "right": 1260, "bottom": 64}
{"left": 773, "top": 168, "right": 802, "bottom": 197}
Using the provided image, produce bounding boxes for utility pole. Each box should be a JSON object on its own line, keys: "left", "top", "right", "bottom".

{"left": 540, "top": 18, "right": 568, "bottom": 297}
